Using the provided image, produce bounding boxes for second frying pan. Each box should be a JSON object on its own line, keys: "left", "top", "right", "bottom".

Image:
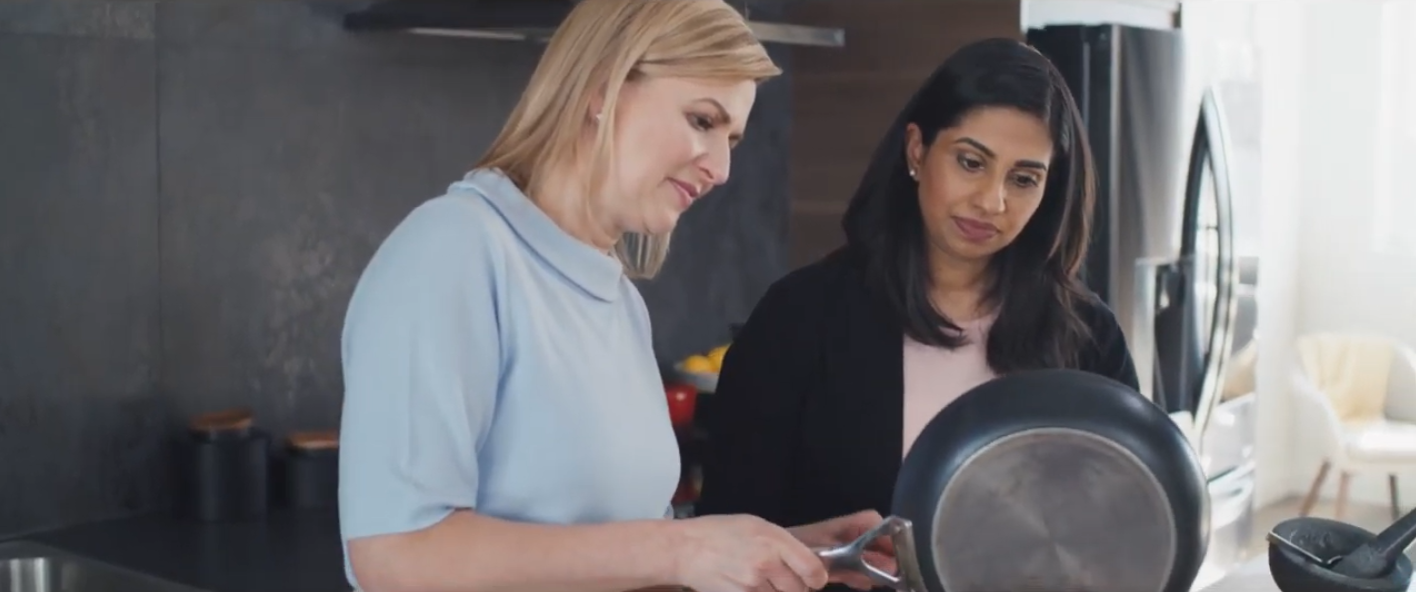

{"left": 816, "top": 368, "right": 1210, "bottom": 592}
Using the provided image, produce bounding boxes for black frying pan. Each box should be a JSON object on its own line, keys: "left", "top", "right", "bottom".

{"left": 816, "top": 368, "right": 1210, "bottom": 592}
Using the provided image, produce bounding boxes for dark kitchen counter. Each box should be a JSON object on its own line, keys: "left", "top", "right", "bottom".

{"left": 14, "top": 507, "right": 351, "bottom": 592}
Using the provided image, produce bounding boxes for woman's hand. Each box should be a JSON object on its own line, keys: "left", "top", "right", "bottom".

{"left": 670, "top": 514, "right": 829, "bottom": 592}
{"left": 788, "top": 510, "right": 899, "bottom": 591}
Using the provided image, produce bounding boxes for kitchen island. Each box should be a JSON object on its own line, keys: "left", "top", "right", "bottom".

{"left": 4, "top": 507, "right": 349, "bottom": 592}
{"left": 20, "top": 507, "right": 1406, "bottom": 592}
{"left": 1200, "top": 555, "right": 1282, "bottom": 592}
{"left": 1201, "top": 552, "right": 1414, "bottom": 592}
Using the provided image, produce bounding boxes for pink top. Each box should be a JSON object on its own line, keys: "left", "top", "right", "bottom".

{"left": 902, "top": 315, "right": 998, "bottom": 457}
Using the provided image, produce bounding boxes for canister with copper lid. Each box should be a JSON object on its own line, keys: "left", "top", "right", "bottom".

{"left": 174, "top": 407, "right": 270, "bottom": 522}
{"left": 284, "top": 430, "right": 339, "bottom": 509}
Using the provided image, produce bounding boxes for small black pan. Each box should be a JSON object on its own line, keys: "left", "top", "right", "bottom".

{"left": 1266, "top": 505, "right": 1416, "bottom": 592}
{"left": 816, "top": 368, "right": 1211, "bottom": 592}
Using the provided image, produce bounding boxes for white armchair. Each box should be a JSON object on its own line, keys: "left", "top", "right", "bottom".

{"left": 1292, "top": 332, "right": 1416, "bottom": 520}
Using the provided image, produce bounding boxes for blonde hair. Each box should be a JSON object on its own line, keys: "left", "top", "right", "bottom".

{"left": 475, "top": 0, "right": 782, "bottom": 279}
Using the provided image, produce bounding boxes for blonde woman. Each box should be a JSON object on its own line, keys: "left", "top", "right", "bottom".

{"left": 337, "top": 2, "right": 890, "bottom": 592}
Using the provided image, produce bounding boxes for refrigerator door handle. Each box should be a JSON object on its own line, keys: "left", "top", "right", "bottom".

{"left": 1133, "top": 256, "right": 1170, "bottom": 405}
{"left": 1186, "top": 87, "right": 1241, "bottom": 449}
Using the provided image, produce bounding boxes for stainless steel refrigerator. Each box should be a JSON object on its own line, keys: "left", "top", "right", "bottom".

{"left": 1027, "top": 23, "right": 1253, "bottom": 578}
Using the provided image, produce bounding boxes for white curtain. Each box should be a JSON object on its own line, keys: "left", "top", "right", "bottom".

{"left": 1186, "top": 0, "right": 1416, "bottom": 507}
{"left": 1281, "top": 0, "right": 1416, "bottom": 505}
{"left": 1373, "top": 1, "right": 1416, "bottom": 254}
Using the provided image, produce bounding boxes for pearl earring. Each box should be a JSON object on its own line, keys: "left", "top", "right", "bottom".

{"left": 909, "top": 168, "right": 917, "bottom": 178}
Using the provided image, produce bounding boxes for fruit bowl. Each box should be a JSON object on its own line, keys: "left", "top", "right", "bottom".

{"left": 673, "top": 362, "right": 719, "bottom": 394}
{"left": 674, "top": 344, "right": 729, "bottom": 394}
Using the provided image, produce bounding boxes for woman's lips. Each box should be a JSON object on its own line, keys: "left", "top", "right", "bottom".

{"left": 952, "top": 216, "right": 999, "bottom": 242}
{"left": 670, "top": 179, "right": 701, "bottom": 209}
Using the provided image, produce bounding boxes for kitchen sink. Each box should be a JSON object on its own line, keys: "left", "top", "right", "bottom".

{"left": 0, "top": 541, "right": 206, "bottom": 592}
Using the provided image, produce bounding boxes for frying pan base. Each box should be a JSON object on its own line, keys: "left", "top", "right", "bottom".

{"left": 931, "top": 427, "right": 1176, "bottom": 592}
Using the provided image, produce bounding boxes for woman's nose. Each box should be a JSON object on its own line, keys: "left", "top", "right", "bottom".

{"left": 700, "top": 141, "right": 732, "bottom": 187}
{"left": 974, "top": 179, "right": 1007, "bottom": 214}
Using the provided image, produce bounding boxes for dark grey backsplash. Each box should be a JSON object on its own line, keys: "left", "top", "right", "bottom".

{"left": 0, "top": 1, "right": 792, "bottom": 537}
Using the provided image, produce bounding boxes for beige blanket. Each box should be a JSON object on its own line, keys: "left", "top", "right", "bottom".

{"left": 1297, "top": 333, "right": 1394, "bottom": 423}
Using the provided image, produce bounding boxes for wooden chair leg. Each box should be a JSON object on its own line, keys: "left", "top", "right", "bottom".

{"left": 1390, "top": 474, "right": 1401, "bottom": 522}
{"left": 1300, "top": 460, "right": 1331, "bottom": 516}
{"left": 1336, "top": 471, "right": 1352, "bottom": 520}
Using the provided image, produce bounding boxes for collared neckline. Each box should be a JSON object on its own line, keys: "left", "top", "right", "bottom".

{"left": 452, "top": 168, "right": 624, "bottom": 302}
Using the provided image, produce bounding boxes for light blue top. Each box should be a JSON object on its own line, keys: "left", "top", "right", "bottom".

{"left": 337, "top": 169, "right": 681, "bottom": 588}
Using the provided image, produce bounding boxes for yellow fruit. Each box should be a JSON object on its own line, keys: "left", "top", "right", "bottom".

{"left": 682, "top": 355, "right": 715, "bottom": 374}
{"left": 706, "top": 345, "right": 729, "bottom": 372}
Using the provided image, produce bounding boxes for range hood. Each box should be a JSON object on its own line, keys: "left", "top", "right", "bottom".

{"left": 342, "top": 0, "right": 844, "bottom": 48}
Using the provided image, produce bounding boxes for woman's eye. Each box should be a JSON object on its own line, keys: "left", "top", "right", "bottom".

{"left": 1012, "top": 175, "right": 1041, "bottom": 188}
{"left": 689, "top": 114, "right": 714, "bottom": 131}
{"left": 956, "top": 154, "right": 984, "bottom": 171}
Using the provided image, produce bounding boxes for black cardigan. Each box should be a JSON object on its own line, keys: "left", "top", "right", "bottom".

{"left": 694, "top": 247, "right": 1140, "bottom": 532}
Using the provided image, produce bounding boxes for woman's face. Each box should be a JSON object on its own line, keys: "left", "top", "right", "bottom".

{"left": 600, "top": 76, "right": 757, "bottom": 236}
{"left": 905, "top": 106, "right": 1054, "bottom": 264}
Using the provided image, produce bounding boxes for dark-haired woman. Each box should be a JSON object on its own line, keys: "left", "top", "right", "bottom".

{"left": 693, "top": 37, "right": 1140, "bottom": 563}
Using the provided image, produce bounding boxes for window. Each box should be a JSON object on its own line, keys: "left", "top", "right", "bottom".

{"left": 1372, "top": 1, "right": 1416, "bottom": 254}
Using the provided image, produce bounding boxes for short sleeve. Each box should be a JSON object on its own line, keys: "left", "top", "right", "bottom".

{"left": 338, "top": 196, "right": 503, "bottom": 541}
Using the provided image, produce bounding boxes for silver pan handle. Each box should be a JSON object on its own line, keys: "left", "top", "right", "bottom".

{"left": 813, "top": 516, "right": 926, "bottom": 592}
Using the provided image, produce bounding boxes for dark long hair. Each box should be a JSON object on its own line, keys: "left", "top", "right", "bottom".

{"left": 841, "top": 38, "right": 1097, "bottom": 373}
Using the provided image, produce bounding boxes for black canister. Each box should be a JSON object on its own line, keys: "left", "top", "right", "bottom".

{"left": 174, "top": 408, "right": 270, "bottom": 522}
{"left": 284, "top": 430, "right": 339, "bottom": 509}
